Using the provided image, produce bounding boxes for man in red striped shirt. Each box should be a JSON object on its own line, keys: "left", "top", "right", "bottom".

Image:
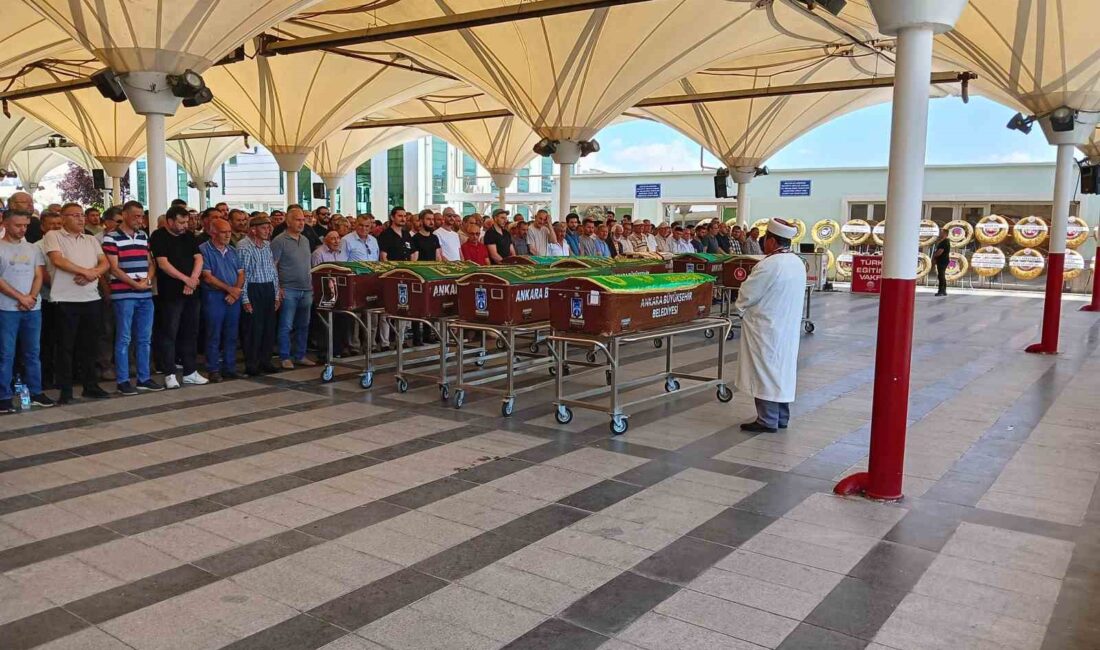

{"left": 101, "top": 201, "right": 164, "bottom": 395}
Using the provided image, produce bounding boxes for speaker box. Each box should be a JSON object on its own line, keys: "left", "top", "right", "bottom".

{"left": 92, "top": 169, "right": 107, "bottom": 190}
{"left": 713, "top": 173, "right": 729, "bottom": 199}
{"left": 1081, "top": 164, "right": 1098, "bottom": 195}
{"left": 313, "top": 182, "right": 327, "bottom": 200}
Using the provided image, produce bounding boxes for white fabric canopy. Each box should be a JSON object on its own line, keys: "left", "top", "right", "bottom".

{"left": 9, "top": 147, "right": 65, "bottom": 190}
{"left": 166, "top": 117, "right": 251, "bottom": 184}
{"left": 306, "top": 126, "right": 423, "bottom": 181}
{"left": 21, "top": 0, "right": 321, "bottom": 73}
{"left": 371, "top": 90, "right": 538, "bottom": 176}
{"left": 0, "top": 112, "right": 52, "bottom": 172}
{"left": 0, "top": 3, "right": 73, "bottom": 76}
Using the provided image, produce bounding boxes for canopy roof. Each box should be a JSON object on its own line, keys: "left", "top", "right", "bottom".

{"left": 166, "top": 117, "right": 250, "bottom": 184}
{"left": 9, "top": 147, "right": 64, "bottom": 189}
{"left": 292, "top": 0, "right": 857, "bottom": 141}
{"left": 370, "top": 90, "right": 539, "bottom": 176}
{"left": 1082, "top": 129, "right": 1100, "bottom": 163}
{"left": 0, "top": 112, "right": 52, "bottom": 172}
{"left": 22, "top": 0, "right": 319, "bottom": 74}
{"left": 54, "top": 145, "right": 102, "bottom": 172}
{"left": 306, "top": 126, "right": 423, "bottom": 182}
{"left": 641, "top": 44, "right": 904, "bottom": 169}
{"left": 203, "top": 25, "right": 456, "bottom": 170}
{"left": 0, "top": 2, "right": 73, "bottom": 75}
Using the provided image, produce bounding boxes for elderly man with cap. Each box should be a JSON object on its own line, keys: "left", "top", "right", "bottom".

{"left": 735, "top": 218, "right": 806, "bottom": 433}
{"left": 238, "top": 214, "right": 281, "bottom": 375}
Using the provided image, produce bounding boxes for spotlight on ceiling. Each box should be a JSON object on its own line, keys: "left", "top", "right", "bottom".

{"left": 181, "top": 86, "right": 213, "bottom": 108}
{"left": 4, "top": 171, "right": 17, "bottom": 178}
{"left": 754, "top": 166, "right": 769, "bottom": 178}
{"left": 91, "top": 69, "right": 127, "bottom": 103}
{"left": 1006, "top": 112, "right": 1035, "bottom": 135}
{"left": 532, "top": 138, "right": 557, "bottom": 157}
{"left": 46, "top": 134, "right": 68, "bottom": 148}
{"left": 168, "top": 70, "right": 205, "bottom": 98}
{"left": 799, "top": 0, "right": 846, "bottom": 16}
{"left": 1050, "top": 106, "right": 1077, "bottom": 133}
{"left": 579, "top": 140, "right": 600, "bottom": 157}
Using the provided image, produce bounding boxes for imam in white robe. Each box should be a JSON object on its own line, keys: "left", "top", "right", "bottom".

{"left": 734, "top": 252, "right": 806, "bottom": 403}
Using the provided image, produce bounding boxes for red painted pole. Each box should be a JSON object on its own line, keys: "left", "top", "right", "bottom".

{"left": 1026, "top": 143, "right": 1075, "bottom": 355}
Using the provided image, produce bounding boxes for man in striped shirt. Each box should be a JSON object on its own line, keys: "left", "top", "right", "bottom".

{"left": 101, "top": 201, "right": 164, "bottom": 395}
{"left": 238, "top": 215, "right": 280, "bottom": 376}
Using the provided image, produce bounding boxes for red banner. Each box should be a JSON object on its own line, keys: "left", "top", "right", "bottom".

{"left": 852, "top": 255, "right": 882, "bottom": 294}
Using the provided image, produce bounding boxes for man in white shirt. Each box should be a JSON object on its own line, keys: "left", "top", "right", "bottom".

{"left": 341, "top": 215, "right": 379, "bottom": 262}
{"left": 435, "top": 212, "right": 462, "bottom": 261}
{"left": 655, "top": 223, "right": 674, "bottom": 253}
{"left": 525, "top": 209, "right": 557, "bottom": 256}
{"left": 643, "top": 221, "right": 659, "bottom": 252}
{"left": 671, "top": 226, "right": 695, "bottom": 254}
{"left": 612, "top": 224, "right": 633, "bottom": 255}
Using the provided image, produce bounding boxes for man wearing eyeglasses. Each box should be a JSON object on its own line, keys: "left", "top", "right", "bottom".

{"left": 341, "top": 214, "right": 379, "bottom": 262}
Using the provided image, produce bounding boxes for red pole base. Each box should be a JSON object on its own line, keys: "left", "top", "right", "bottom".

{"left": 1080, "top": 304, "right": 1100, "bottom": 312}
{"left": 1026, "top": 252, "right": 1065, "bottom": 355}
{"left": 1083, "top": 247, "right": 1100, "bottom": 311}
{"left": 833, "top": 472, "right": 869, "bottom": 496}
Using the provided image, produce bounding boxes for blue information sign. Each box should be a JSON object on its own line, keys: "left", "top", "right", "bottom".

{"left": 779, "top": 180, "right": 812, "bottom": 197}
{"left": 635, "top": 183, "right": 662, "bottom": 199}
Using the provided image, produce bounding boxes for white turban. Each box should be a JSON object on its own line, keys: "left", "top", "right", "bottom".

{"left": 767, "top": 218, "right": 798, "bottom": 239}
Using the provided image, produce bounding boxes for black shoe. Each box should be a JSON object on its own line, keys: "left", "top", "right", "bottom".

{"left": 778, "top": 423, "right": 788, "bottom": 429}
{"left": 221, "top": 372, "right": 240, "bottom": 381}
{"left": 246, "top": 368, "right": 261, "bottom": 377}
{"left": 0, "top": 399, "right": 15, "bottom": 414}
{"left": 208, "top": 372, "right": 222, "bottom": 383}
{"left": 30, "top": 394, "right": 55, "bottom": 408}
{"left": 59, "top": 387, "right": 75, "bottom": 404}
{"left": 83, "top": 385, "right": 110, "bottom": 399}
{"left": 137, "top": 379, "right": 165, "bottom": 392}
{"left": 740, "top": 421, "right": 778, "bottom": 433}
{"left": 117, "top": 382, "right": 138, "bottom": 396}
{"left": 260, "top": 365, "right": 280, "bottom": 374}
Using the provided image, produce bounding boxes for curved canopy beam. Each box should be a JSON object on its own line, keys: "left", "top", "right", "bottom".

{"left": 9, "top": 146, "right": 65, "bottom": 190}
{"left": 166, "top": 117, "right": 251, "bottom": 184}
{"left": 306, "top": 126, "right": 424, "bottom": 181}
{"left": 0, "top": 111, "right": 53, "bottom": 171}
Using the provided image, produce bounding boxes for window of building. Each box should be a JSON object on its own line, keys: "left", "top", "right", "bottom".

{"left": 461, "top": 153, "right": 477, "bottom": 191}
{"left": 541, "top": 157, "right": 553, "bottom": 193}
{"left": 387, "top": 146, "right": 404, "bottom": 210}
{"left": 176, "top": 167, "right": 188, "bottom": 204}
{"left": 462, "top": 202, "right": 475, "bottom": 214}
{"left": 228, "top": 156, "right": 238, "bottom": 165}
{"left": 297, "top": 166, "right": 312, "bottom": 209}
{"left": 431, "top": 137, "right": 449, "bottom": 204}
{"left": 355, "top": 161, "right": 371, "bottom": 214}
{"left": 518, "top": 167, "right": 530, "bottom": 193}
{"left": 136, "top": 160, "right": 147, "bottom": 205}
{"left": 849, "top": 202, "right": 885, "bottom": 221}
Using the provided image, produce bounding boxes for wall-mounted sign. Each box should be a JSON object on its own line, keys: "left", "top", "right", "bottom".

{"left": 779, "top": 180, "right": 811, "bottom": 197}
{"left": 635, "top": 183, "right": 661, "bottom": 199}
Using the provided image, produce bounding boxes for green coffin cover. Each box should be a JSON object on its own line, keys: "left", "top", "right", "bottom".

{"left": 379, "top": 261, "right": 483, "bottom": 281}
{"left": 551, "top": 256, "right": 621, "bottom": 268}
{"left": 571, "top": 273, "right": 714, "bottom": 293}
{"left": 458, "top": 265, "right": 603, "bottom": 285}
{"left": 675, "top": 253, "right": 734, "bottom": 263}
{"left": 514, "top": 255, "right": 561, "bottom": 265}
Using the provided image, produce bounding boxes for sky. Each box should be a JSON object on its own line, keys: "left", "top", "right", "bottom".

{"left": 577, "top": 96, "right": 1059, "bottom": 174}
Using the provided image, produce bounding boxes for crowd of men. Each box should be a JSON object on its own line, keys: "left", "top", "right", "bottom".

{"left": 0, "top": 190, "right": 757, "bottom": 414}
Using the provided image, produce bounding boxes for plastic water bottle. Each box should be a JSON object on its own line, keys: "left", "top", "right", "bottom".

{"left": 14, "top": 376, "right": 30, "bottom": 411}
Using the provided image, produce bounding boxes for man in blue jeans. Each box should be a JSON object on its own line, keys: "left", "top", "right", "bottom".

{"left": 0, "top": 210, "right": 53, "bottom": 412}
{"left": 199, "top": 219, "right": 245, "bottom": 382}
{"left": 270, "top": 205, "right": 315, "bottom": 369}
{"left": 101, "top": 200, "right": 164, "bottom": 395}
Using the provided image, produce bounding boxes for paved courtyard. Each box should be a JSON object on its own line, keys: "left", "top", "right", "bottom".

{"left": 0, "top": 289, "right": 1097, "bottom": 649}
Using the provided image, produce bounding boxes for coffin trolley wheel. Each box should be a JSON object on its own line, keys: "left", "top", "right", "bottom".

{"left": 726, "top": 328, "right": 736, "bottom": 341}
{"left": 716, "top": 384, "right": 733, "bottom": 403}
{"left": 321, "top": 365, "right": 335, "bottom": 383}
{"left": 605, "top": 369, "right": 613, "bottom": 385}
{"left": 396, "top": 377, "right": 409, "bottom": 393}
{"left": 495, "top": 338, "right": 507, "bottom": 351}
{"left": 439, "top": 384, "right": 450, "bottom": 402}
{"left": 501, "top": 398, "right": 515, "bottom": 417}
{"left": 803, "top": 321, "right": 816, "bottom": 334}
{"left": 476, "top": 350, "right": 486, "bottom": 367}
{"left": 555, "top": 405, "right": 573, "bottom": 424}
{"left": 359, "top": 371, "right": 373, "bottom": 389}
{"left": 653, "top": 339, "right": 663, "bottom": 349}
{"left": 664, "top": 377, "right": 681, "bottom": 392}
{"left": 610, "top": 416, "right": 629, "bottom": 435}
{"left": 529, "top": 342, "right": 540, "bottom": 353}
{"left": 453, "top": 389, "right": 466, "bottom": 410}
{"left": 704, "top": 329, "right": 715, "bottom": 339}
{"left": 586, "top": 350, "right": 598, "bottom": 363}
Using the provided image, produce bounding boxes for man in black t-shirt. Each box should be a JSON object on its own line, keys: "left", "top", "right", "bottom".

{"left": 377, "top": 207, "right": 417, "bottom": 347}
{"left": 932, "top": 230, "right": 950, "bottom": 296}
{"left": 149, "top": 205, "right": 206, "bottom": 388}
{"left": 412, "top": 211, "right": 441, "bottom": 261}
{"left": 483, "top": 208, "right": 515, "bottom": 264}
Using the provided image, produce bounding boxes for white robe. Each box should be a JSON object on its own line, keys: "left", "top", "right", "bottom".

{"left": 734, "top": 252, "right": 806, "bottom": 403}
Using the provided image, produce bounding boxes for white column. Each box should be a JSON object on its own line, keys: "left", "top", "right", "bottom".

{"left": 322, "top": 174, "right": 343, "bottom": 210}
{"left": 111, "top": 181, "right": 122, "bottom": 206}
{"left": 101, "top": 160, "right": 130, "bottom": 207}
{"left": 737, "top": 181, "right": 749, "bottom": 226}
{"left": 370, "top": 152, "right": 388, "bottom": 217}
{"left": 145, "top": 114, "right": 167, "bottom": 215}
{"left": 490, "top": 173, "right": 515, "bottom": 214}
{"left": 284, "top": 171, "right": 297, "bottom": 208}
{"left": 339, "top": 173, "right": 357, "bottom": 214}
{"left": 558, "top": 164, "right": 572, "bottom": 216}
{"left": 197, "top": 182, "right": 208, "bottom": 211}
{"left": 1050, "top": 144, "right": 1076, "bottom": 257}
{"left": 402, "top": 139, "right": 422, "bottom": 212}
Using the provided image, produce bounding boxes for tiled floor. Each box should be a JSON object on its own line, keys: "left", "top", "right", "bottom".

{"left": 0, "top": 288, "right": 1098, "bottom": 649}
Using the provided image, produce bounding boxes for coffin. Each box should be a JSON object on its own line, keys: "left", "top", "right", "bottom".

{"left": 311, "top": 261, "right": 400, "bottom": 311}
{"left": 379, "top": 262, "right": 481, "bottom": 319}
{"left": 720, "top": 255, "right": 765, "bottom": 288}
{"left": 457, "top": 266, "right": 601, "bottom": 326}
{"left": 671, "top": 253, "right": 734, "bottom": 276}
{"left": 549, "top": 273, "right": 714, "bottom": 337}
{"left": 501, "top": 255, "right": 562, "bottom": 266}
